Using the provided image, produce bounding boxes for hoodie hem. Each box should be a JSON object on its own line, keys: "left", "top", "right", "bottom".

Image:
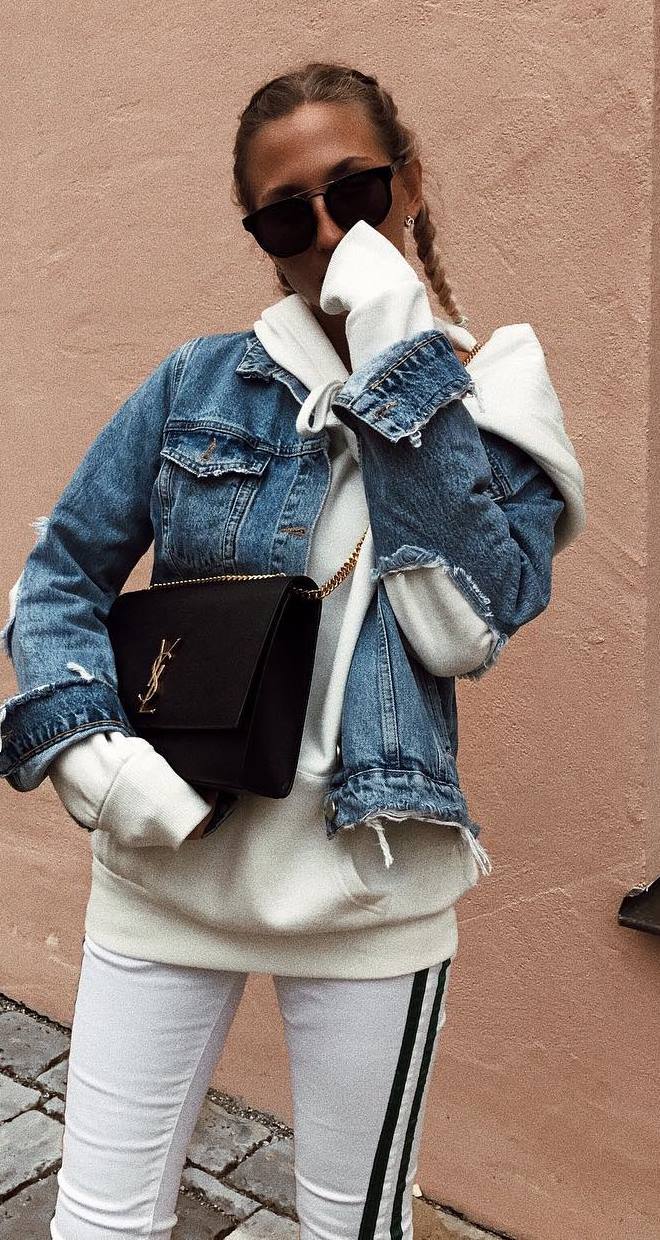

{"left": 85, "top": 855, "right": 459, "bottom": 979}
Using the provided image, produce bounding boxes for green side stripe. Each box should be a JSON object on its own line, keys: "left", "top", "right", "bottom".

{"left": 357, "top": 968, "right": 429, "bottom": 1240}
{"left": 389, "top": 958, "right": 450, "bottom": 1240}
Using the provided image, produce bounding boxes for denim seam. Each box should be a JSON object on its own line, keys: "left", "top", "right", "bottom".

{"left": 170, "top": 337, "right": 204, "bottom": 407}
{"left": 3, "top": 720, "right": 131, "bottom": 768}
{"left": 161, "top": 460, "right": 175, "bottom": 567}
{"left": 376, "top": 590, "right": 401, "bottom": 768}
{"left": 481, "top": 440, "right": 512, "bottom": 498}
{"left": 162, "top": 419, "right": 324, "bottom": 458}
{"left": 363, "top": 333, "right": 456, "bottom": 392}
{"left": 161, "top": 453, "right": 268, "bottom": 481}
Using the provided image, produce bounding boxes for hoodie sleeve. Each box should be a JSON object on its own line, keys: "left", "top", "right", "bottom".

{"left": 49, "top": 731, "right": 216, "bottom": 849}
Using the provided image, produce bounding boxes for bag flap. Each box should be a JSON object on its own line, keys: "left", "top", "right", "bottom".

{"left": 107, "top": 575, "right": 316, "bottom": 731}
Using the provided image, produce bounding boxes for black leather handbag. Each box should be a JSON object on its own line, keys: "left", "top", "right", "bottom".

{"left": 106, "top": 533, "right": 366, "bottom": 799}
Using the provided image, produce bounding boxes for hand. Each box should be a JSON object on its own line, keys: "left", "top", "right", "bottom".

{"left": 185, "top": 793, "right": 219, "bottom": 840}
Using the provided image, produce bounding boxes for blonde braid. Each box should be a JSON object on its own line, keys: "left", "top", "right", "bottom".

{"left": 412, "top": 200, "right": 468, "bottom": 327}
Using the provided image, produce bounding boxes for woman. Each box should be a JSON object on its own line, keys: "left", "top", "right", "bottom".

{"left": 0, "top": 62, "right": 585, "bottom": 1240}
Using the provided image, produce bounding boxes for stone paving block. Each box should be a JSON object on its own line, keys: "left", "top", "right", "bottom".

{"left": 43, "top": 1096, "right": 65, "bottom": 1121}
{"left": 187, "top": 1099, "right": 271, "bottom": 1176}
{"left": 0, "top": 1073, "right": 40, "bottom": 1122}
{"left": 229, "top": 1209, "right": 299, "bottom": 1239}
{"left": 181, "top": 1165, "right": 260, "bottom": 1221}
{"left": 0, "top": 1109, "right": 62, "bottom": 1197}
{"left": 0, "top": 1171, "right": 59, "bottom": 1238}
{"left": 431, "top": 1205, "right": 503, "bottom": 1240}
{"left": 412, "top": 1198, "right": 503, "bottom": 1240}
{"left": 36, "top": 1058, "right": 69, "bottom": 1099}
{"left": 413, "top": 1199, "right": 464, "bottom": 1239}
{"left": 226, "top": 1137, "right": 296, "bottom": 1218}
{"left": 173, "top": 1190, "right": 232, "bottom": 1238}
{"left": 0, "top": 1011, "right": 70, "bottom": 1080}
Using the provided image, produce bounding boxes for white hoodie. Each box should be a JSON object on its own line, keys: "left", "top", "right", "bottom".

{"left": 49, "top": 223, "right": 585, "bottom": 977}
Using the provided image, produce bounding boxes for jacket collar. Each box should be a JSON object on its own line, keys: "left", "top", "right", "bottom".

{"left": 235, "top": 332, "right": 311, "bottom": 408}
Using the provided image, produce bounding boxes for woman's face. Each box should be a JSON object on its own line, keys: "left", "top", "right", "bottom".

{"left": 245, "top": 101, "right": 423, "bottom": 308}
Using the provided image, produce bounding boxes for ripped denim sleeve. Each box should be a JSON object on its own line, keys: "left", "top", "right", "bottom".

{"left": 333, "top": 350, "right": 565, "bottom": 670}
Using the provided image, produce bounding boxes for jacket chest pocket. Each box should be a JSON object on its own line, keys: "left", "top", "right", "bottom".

{"left": 157, "top": 427, "right": 270, "bottom": 573}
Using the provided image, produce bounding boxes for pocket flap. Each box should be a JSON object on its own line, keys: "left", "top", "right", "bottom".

{"left": 161, "top": 428, "right": 270, "bottom": 479}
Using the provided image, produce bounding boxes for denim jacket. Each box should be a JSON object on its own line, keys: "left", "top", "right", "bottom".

{"left": 0, "top": 326, "right": 568, "bottom": 840}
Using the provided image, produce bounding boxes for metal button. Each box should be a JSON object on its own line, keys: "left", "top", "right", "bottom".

{"left": 335, "top": 743, "right": 341, "bottom": 761}
{"left": 327, "top": 798, "right": 337, "bottom": 820}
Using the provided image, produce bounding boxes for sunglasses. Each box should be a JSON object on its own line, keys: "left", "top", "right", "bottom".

{"left": 242, "top": 157, "right": 409, "bottom": 258}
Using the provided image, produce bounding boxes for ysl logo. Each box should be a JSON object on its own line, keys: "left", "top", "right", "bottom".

{"left": 138, "top": 637, "right": 181, "bottom": 713}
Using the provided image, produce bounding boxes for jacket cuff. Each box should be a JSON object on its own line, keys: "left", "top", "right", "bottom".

{"left": 333, "top": 330, "right": 474, "bottom": 444}
{"left": 0, "top": 678, "right": 134, "bottom": 791}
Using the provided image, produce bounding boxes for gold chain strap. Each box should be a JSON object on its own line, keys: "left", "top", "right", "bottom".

{"left": 461, "top": 341, "right": 483, "bottom": 365}
{"left": 295, "top": 529, "right": 368, "bottom": 600}
{"left": 148, "top": 528, "right": 369, "bottom": 601}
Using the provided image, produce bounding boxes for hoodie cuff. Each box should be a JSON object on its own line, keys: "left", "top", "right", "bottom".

{"left": 318, "top": 220, "right": 437, "bottom": 372}
{"left": 50, "top": 731, "right": 213, "bottom": 848}
{"left": 344, "top": 282, "right": 435, "bottom": 372}
{"left": 97, "top": 743, "right": 214, "bottom": 849}
{"left": 320, "top": 220, "right": 422, "bottom": 313}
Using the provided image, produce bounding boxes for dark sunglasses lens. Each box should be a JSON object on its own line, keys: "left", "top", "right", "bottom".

{"left": 252, "top": 198, "right": 314, "bottom": 258}
{"left": 326, "top": 168, "right": 391, "bottom": 230}
{"left": 248, "top": 166, "right": 394, "bottom": 257}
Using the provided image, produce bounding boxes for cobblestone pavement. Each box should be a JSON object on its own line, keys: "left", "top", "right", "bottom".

{"left": 0, "top": 995, "right": 506, "bottom": 1240}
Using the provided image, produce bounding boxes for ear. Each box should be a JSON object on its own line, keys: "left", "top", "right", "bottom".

{"left": 400, "top": 157, "right": 423, "bottom": 218}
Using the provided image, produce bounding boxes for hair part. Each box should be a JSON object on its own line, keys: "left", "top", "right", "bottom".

{"left": 232, "top": 61, "right": 467, "bottom": 326}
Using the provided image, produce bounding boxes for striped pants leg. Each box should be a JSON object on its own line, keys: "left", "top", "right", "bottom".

{"left": 51, "top": 938, "right": 452, "bottom": 1239}
{"left": 274, "top": 959, "right": 452, "bottom": 1240}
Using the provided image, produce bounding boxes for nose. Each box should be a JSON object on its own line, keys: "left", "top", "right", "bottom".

{"left": 309, "top": 194, "right": 345, "bottom": 253}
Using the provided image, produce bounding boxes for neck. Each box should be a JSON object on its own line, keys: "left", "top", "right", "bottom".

{"left": 311, "top": 304, "right": 352, "bottom": 371}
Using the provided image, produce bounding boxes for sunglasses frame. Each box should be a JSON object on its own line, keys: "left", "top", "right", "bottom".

{"left": 242, "top": 156, "right": 410, "bottom": 257}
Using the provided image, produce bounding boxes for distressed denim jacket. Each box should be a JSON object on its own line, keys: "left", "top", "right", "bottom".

{"left": 0, "top": 327, "right": 566, "bottom": 839}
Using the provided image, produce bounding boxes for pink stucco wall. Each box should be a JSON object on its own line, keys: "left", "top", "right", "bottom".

{"left": 1, "top": 4, "right": 658, "bottom": 1237}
